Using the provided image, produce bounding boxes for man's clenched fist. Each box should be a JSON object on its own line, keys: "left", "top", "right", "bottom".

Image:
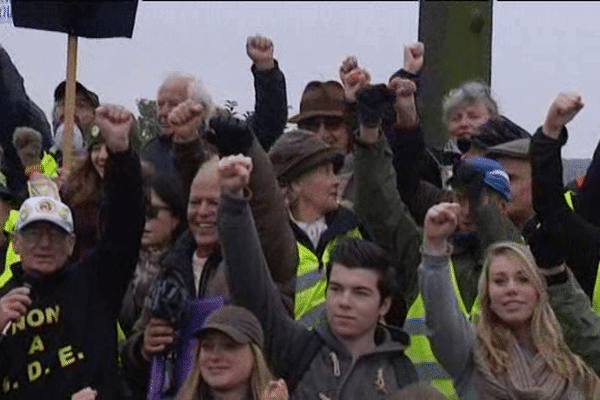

{"left": 168, "top": 99, "right": 206, "bottom": 143}
{"left": 339, "top": 55, "right": 371, "bottom": 103}
{"left": 543, "top": 91, "right": 584, "bottom": 139}
{"left": 403, "top": 42, "right": 424, "bottom": 74}
{"left": 247, "top": 35, "right": 275, "bottom": 71}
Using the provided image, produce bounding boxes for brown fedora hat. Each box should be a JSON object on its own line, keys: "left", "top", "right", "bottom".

{"left": 289, "top": 80, "right": 346, "bottom": 123}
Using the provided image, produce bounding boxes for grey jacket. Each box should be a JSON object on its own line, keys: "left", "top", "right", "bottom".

{"left": 219, "top": 194, "right": 418, "bottom": 399}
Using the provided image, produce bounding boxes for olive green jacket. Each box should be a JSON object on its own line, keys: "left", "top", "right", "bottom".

{"left": 548, "top": 269, "right": 600, "bottom": 375}
{"left": 354, "top": 134, "right": 521, "bottom": 313}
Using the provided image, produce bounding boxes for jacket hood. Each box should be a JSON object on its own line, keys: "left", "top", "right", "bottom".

{"left": 313, "top": 313, "right": 409, "bottom": 357}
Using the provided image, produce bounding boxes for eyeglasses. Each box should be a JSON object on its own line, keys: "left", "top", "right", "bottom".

{"left": 298, "top": 116, "right": 344, "bottom": 132}
{"left": 146, "top": 205, "right": 171, "bottom": 220}
{"left": 19, "top": 225, "right": 68, "bottom": 244}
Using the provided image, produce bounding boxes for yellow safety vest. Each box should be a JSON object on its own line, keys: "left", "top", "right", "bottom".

{"left": 0, "top": 210, "right": 21, "bottom": 287}
{"left": 563, "top": 190, "right": 600, "bottom": 313}
{"left": 41, "top": 152, "right": 59, "bottom": 180}
{"left": 294, "top": 228, "right": 363, "bottom": 328}
{"left": 403, "top": 259, "right": 480, "bottom": 400}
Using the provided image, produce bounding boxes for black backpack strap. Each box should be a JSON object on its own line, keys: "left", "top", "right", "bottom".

{"left": 280, "top": 332, "right": 323, "bottom": 394}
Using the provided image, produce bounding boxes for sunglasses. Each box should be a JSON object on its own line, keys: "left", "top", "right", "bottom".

{"left": 146, "top": 205, "right": 171, "bottom": 220}
{"left": 298, "top": 116, "right": 344, "bottom": 132}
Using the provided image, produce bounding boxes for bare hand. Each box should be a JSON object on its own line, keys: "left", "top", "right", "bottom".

{"left": 247, "top": 35, "right": 275, "bottom": 71}
{"left": 403, "top": 42, "right": 424, "bottom": 74}
{"left": 71, "top": 387, "right": 97, "bottom": 400}
{"left": 339, "top": 56, "right": 371, "bottom": 102}
{"left": 263, "top": 379, "right": 289, "bottom": 400}
{"left": 95, "top": 104, "right": 132, "bottom": 152}
{"left": 423, "top": 203, "right": 460, "bottom": 255}
{"left": 389, "top": 78, "right": 418, "bottom": 127}
{"left": 56, "top": 167, "right": 71, "bottom": 190}
{"left": 543, "top": 92, "right": 584, "bottom": 139}
{"left": 0, "top": 287, "right": 31, "bottom": 332}
{"left": 168, "top": 99, "right": 205, "bottom": 143}
{"left": 218, "top": 154, "right": 253, "bottom": 197}
{"left": 142, "top": 317, "right": 174, "bottom": 360}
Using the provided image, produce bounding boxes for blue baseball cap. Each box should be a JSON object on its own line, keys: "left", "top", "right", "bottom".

{"left": 458, "top": 157, "right": 511, "bottom": 202}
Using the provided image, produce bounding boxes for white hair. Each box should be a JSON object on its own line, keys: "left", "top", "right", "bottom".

{"left": 159, "top": 72, "right": 214, "bottom": 125}
{"left": 441, "top": 81, "right": 499, "bottom": 125}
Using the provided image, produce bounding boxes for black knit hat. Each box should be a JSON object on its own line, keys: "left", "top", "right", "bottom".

{"left": 269, "top": 129, "right": 345, "bottom": 184}
{"left": 54, "top": 81, "right": 100, "bottom": 108}
{"left": 470, "top": 115, "right": 530, "bottom": 149}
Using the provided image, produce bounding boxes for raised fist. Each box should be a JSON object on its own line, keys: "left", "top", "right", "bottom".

{"left": 218, "top": 154, "right": 253, "bottom": 197}
{"left": 528, "top": 222, "right": 566, "bottom": 271}
{"left": 423, "top": 202, "right": 460, "bottom": 254}
{"left": 207, "top": 115, "right": 254, "bottom": 156}
{"left": 403, "top": 42, "right": 424, "bottom": 74}
{"left": 355, "top": 84, "right": 395, "bottom": 129}
{"left": 543, "top": 91, "right": 584, "bottom": 139}
{"left": 389, "top": 78, "right": 418, "bottom": 127}
{"left": 168, "top": 99, "right": 205, "bottom": 143}
{"left": 247, "top": 35, "right": 275, "bottom": 71}
{"left": 339, "top": 55, "right": 371, "bottom": 102}
{"left": 94, "top": 104, "right": 132, "bottom": 152}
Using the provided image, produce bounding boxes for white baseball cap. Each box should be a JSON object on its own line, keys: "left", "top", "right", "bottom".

{"left": 15, "top": 196, "right": 74, "bottom": 234}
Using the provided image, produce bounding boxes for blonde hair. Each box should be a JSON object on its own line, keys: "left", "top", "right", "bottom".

{"left": 475, "top": 241, "right": 600, "bottom": 397}
{"left": 176, "top": 342, "right": 274, "bottom": 400}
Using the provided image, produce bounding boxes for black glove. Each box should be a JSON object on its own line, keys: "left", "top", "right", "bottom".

{"left": 206, "top": 114, "right": 254, "bottom": 156}
{"left": 146, "top": 276, "right": 190, "bottom": 330}
{"left": 355, "top": 84, "right": 395, "bottom": 128}
{"left": 453, "top": 161, "right": 486, "bottom": 214}
{"left": 528, "top": 222, "right": 566, "bottom": 270}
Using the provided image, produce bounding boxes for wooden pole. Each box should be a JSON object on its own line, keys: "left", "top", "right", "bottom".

{"left": 62, "top": 34, "right": 78, "bottom": 170}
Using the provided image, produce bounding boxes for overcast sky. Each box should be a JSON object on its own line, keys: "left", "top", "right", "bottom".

{"left": 1, "top": 1, "right": 600, "bottom": 158}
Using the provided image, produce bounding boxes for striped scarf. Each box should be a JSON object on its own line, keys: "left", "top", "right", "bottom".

{"left": 475, "top": 340, "right": 584, "bottom": 400}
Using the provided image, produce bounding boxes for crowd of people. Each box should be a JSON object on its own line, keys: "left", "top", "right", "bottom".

{"left": 1, "top": 32, "right": 600, "bottom": 400}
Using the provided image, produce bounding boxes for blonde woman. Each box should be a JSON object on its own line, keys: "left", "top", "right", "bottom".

{"left": 176, "top": 305, "right": 287, "bottom": 400}
{"left": 420, "top": 202, "right": 600, "bottom": 400}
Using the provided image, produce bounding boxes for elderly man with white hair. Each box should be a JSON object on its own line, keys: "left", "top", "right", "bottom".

{"left": 141, "top": 35, "right": 288, "bottom": 177}
{"left": 0, "top": 104, "right": 144, "bottom": 399}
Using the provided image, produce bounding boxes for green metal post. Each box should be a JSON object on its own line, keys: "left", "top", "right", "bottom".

{"left": 418, "top": 0, "right": 493, "bottom": 149}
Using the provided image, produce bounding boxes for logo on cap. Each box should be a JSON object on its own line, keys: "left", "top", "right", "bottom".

{"left": 37, "top": 199, "right": 55, "bottom": 213}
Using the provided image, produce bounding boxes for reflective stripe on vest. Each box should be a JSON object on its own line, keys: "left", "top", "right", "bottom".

{"left": 564, "top": 191, "right": 600, "bottom": 313}
{"left": 294, "top": 228, "right": 362, "bottom": 327}
{"left": 564, "top": 190, "right": 576, "bottom": 211}
{"left": 42, "top": 152, "right": 59, "bottom": 180}
{"left": 0, "top": 210, "right": 21, "bottom": 288}
{"left": 403, "top": 259, "right": 480, "bottom": 400}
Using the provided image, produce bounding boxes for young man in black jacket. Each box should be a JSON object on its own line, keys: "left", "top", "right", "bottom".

{"left": 0, "top": 104, "right": 144, "bottom": 399}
